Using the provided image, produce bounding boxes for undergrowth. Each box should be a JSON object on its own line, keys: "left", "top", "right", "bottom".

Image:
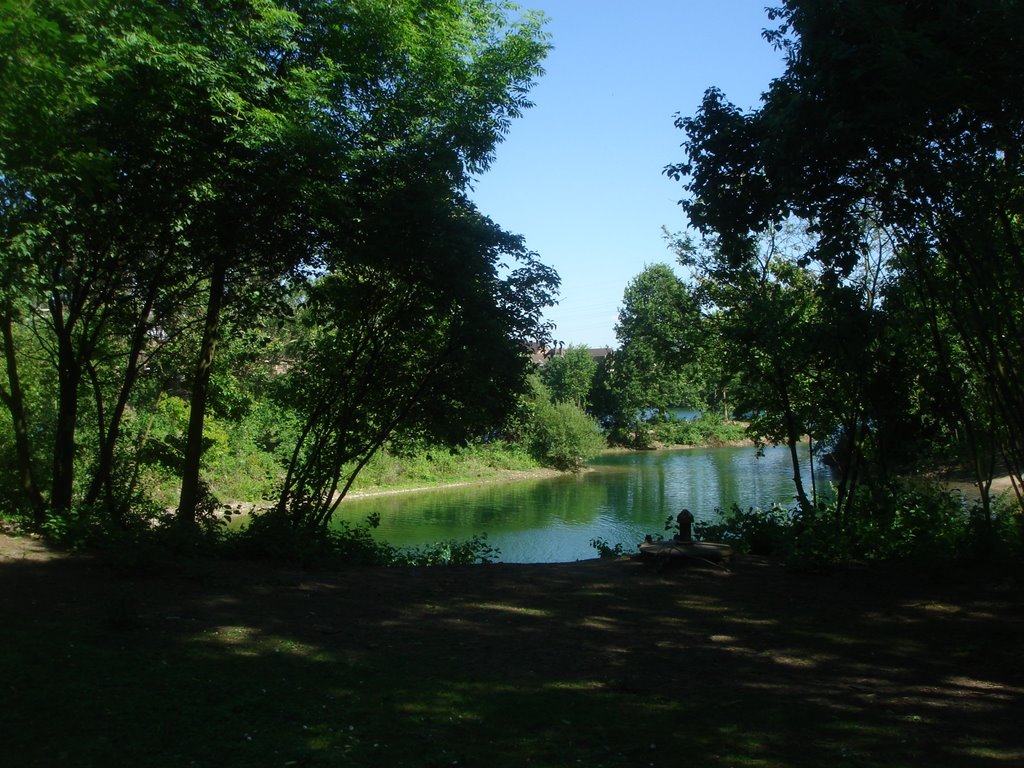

{"left": 349, "top": 440, "right": 538, "bottom": 491}
{"left": 12, "top": 501, "right": 500, "bottom": 570}
{"left": 233, "top": 508, "right": 500, "bottom": 566}
{"left": 694, "top": 482, "right": 1024, "bottom": 568}
{"left": 652, "top": 412, "right": 748, "bottom": 446}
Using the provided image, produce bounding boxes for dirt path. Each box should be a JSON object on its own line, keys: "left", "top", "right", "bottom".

{"left": 0, "top": 528, "right": 58, "bottom": 560}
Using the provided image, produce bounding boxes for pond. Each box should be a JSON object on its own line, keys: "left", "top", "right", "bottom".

{"left": 335, "top": 445, "right": 833, "bottom": 563}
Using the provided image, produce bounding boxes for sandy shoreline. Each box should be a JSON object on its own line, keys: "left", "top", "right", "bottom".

{"left": 342, "top": 466, "right": 568, "bottom": 500}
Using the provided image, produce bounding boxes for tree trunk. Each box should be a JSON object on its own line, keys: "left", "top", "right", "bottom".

{"left": 0, "top": 306, "right": 46, "bottom": 525}
{"left": 85, "top": 282, "right": 160, "bottom": 513}
{"left": 785, "top": 430, "right": 811, "bottom": 512}
{"left": 776, "top": 371, "right": 812, "bottom": 513}
{"left": 177, "top": 257, "right": 227, "bottom": 525}
{"left": 50, "top": 307, "right": 80, "bottom": 517}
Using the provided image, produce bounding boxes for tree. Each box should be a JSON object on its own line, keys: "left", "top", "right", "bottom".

{"left": 603, "top": 264, "right": 703, "bottom": 440}
{"left": 541, "top": 345, "right": 597, "bottom": 410}
{"left": 261, "top": 0, "right": 553, "bottom": 530}
{"left": 526, "top": 376, "right": 606, "bottom": 472}
{"left": 679, "top": 225, "right": 884, "bottom": 515}
{"left": 668, "top": 0, "right": 1024, "bottom": 509}
{"left": 1, "top": 0, "right": 210, "bottom": 521}
{"left": 1, "top": 0, "right": 553, "bottom": 530}
{"left": 275, "top": 174, "right": 557, "bottom": 529}
{"left": 176, "top": 0, "right": 551, "bottom": 524}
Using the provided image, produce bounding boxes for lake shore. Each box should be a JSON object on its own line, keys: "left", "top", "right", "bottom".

{"left": 343, "top": 465, "right": 568, "bottom": 500}
{"left": 345, "top": 444, "right": 1018, "bottom": 504}
{"left": 343, "top": 443, "right": 757, "bottom": 501}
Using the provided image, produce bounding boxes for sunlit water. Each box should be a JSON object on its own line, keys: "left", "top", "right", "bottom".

{"left": 334, "top": 445, "right": 832, "bottom": 563}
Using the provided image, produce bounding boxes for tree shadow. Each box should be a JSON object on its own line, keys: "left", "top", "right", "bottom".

{"left": 1, "top": 548, "right": 1022, "bottom": 767}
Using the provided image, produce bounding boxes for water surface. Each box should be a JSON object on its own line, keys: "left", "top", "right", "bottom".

{"left": 336, "top": 445, "right": 830, "bottom": 563}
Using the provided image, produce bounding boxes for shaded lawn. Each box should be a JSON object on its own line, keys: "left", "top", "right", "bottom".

{"left": 1, "top": 537, "right": 1023, "bottom": 767}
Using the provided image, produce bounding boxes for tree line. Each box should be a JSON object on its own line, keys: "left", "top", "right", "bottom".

{"left": 0, "top": 0, "right": 560, "bottom": 540}
{"left": 542, "top": 1, "right": 1023, "bottom": 560}
{"left": 600, "top": 0, "right": 1023, "bottom": 555}
{"left": 4, "top": 0, "right": 1021, "bottom": 561}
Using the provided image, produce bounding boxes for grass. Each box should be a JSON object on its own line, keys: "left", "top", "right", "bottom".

{"left": 347, "top": 440, "right": 541, "bottom": 493}
{"left": 2, "top": 540, "right": 1022, "bottom": 768}
{"left": 142, "top": 440, "right": 546, "bottom": 509}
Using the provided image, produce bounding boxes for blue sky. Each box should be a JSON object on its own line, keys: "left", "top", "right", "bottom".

{"left": 471, "top": 1, "right": 785, "bottom": 348}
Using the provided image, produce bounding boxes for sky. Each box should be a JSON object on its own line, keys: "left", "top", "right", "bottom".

{"left": 471, "top": 1, "right": 786, "bottom": 348}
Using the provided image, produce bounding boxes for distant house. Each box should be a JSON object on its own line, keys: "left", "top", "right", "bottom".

{"left": 526, "top": 343, "right": 554, "bottom": 366}
{"left": 528, "top": 344, "right": 615, "bottom": 366}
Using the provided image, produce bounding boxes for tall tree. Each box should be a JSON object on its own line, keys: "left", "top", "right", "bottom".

{"left": 275, "top": 170, "right": 557, "bottom": 529}
{"left": 541, "top": 345, "right": 598, "bottom": 410}
{"left": 177, "top": 0, "right": 551, "bottom": 524}
{"left": 680, "top": 225, "right": 883, "bottom": 514}
{"left": 1, "top": 0, "right": 207, "bottom": 519}
{"left": 668, "top": 0, "right": 1024, "bottom": 508}
{"left": 604, "top": 264, "right": 702, "bottom": 439}
{"left": 1, "top": 0, "right": 551, "bottom": 528}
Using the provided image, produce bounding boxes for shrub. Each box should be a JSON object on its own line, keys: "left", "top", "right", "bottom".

{"left": 232, "top": 508, "right": 501, "bottom": 566}
{"left": 695, "top": 503, "right": 794, "bottom": 556}
{"left": 651, "top": 412, "right": 747, "bottom": 446}
{"left": 589, "top": 537, "right": 626, "bottom": 558}
{"left": 693, "top": 481, "right": 1020, "bottom": 567}
{"left": 232, "top": 508, "right": 396, "bottom": 566}
{"left": 528, "top": 399, "right": 606, "bottom": 471}
{"left": 393, "top": 534, "right": 500, "bottom": 565}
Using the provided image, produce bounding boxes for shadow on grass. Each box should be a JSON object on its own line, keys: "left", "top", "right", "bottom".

{"left": 1, "top": 545, "right": 1023, "bottom": 767}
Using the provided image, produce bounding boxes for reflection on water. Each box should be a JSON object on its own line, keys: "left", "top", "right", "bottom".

{"left": 335, "top": 445, "right": 832, "bottom": 563}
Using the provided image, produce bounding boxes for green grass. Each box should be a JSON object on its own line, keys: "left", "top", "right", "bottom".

{"left": 345, "top": 440, "right": 542, "bottom": 493}
{"left": 143, "top": 440, "right": 545, "bottom": 508}
{"left": 3, "top": 551, "right": 1022, "bottom": 768}
{"left": 0, "top": 615, "right": 888, "bottom": 768}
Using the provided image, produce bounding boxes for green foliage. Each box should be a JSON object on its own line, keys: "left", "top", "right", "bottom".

{"left": 232, "top": 508, "right": 394, "bottom": 566}
{"left": 601, "top": 264, "right": 705, "bottom": 431}
{"left": 668, "top": 222, "right": 880, "bottom": 514}
{"left": 669, "top": 0, "right": 1024, "bottom": 510}
{"left": 695, "top": 484, "right": 1024, "bottom": 568}
{"left": 233, "top": 508, "right": 500, "bottom": 567}
{"left": 34, "top": 489, "right": 234, "bottom": 568}
{"left": 274, "top": 188, "right": 558, "bottom": 528}
{"left": 695, "top": 504, "right": 795, "bottom": 557}
{"left": 650, "top": 412, "right": 747, "bottom": 446}
{"left": 392, "top": 535, "right": 500, "bottom": 566}
{"left": 349, "top": 440, "right": 537, "bottom": 492}
{"left": 588, "top": 537, "right": 626, "bottom": 559}
{"left": 540, "top": 344, "right": 597, "bottom": 409}
{"left": 526, "top": 379, "right": 606, "bottom": 472}
{"left": 1, "top": 0, "right": 555, "bottom": 536}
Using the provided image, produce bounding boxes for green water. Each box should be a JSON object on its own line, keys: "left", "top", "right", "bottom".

{"left": 335, "top": 445, "right": 831, "bottom": 563}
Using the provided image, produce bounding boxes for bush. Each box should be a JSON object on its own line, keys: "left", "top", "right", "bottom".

{"left": 232, "top": 508, "right": 396, "bottom": 566}
{"left": 695, "top": 503, "right": 794, "bottom": 556}
{"left": 693, "top": 482, "right": 1022, "bottom": 567}
{"left": 232, "top": 508, "right": 501, "bottom": 566}
{"left": 589, "top": 537, "right": 626, "bottom": 558}
{"left": 393, "top": 534, "right": 500, "bottom": 565}
{"left": 985, "top": 495, "right": 1024, "bottom": 559}
{"left": 651, "top": 412, "right": 747, "bottom": 446}
{"left": 528, "top": 399, "right": 607, "bottom": 471}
